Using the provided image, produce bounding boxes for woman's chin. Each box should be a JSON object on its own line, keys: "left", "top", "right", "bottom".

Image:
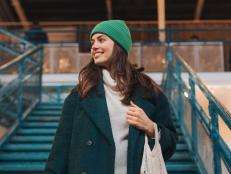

{"left": 94, "top": 59, "right": 104, "bottom": 65}
{"left": 94, "top": 61, "right": 109, "bottom": 68}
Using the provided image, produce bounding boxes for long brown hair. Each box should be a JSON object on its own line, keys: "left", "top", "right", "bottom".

{"left": 77, "top": 44, "right": 161, "bottom": 105}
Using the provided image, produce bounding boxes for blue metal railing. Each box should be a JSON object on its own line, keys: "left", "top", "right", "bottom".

{"left": 42, "top": 83, "right": 74, "bottom": 104}
{"left": 0, "top": 28, "right": 35, "bottom": 55}
{"left": 164, "top": 45, "right": 231, "bottom": 174}
{"left": 0, "top": 45, "right": 43, "bottom": 146}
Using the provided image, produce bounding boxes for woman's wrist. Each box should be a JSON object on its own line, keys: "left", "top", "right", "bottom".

{"left": 146, "top": 121, "right": 155, "bottom": 138}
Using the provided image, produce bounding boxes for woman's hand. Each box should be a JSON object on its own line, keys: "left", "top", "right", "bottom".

{"left": 127, "top": 101, "right": 155, "bottom": 138}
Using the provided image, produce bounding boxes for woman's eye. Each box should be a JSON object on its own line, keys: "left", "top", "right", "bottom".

{"left": 99, "top": 38, "right": 105, "bottom": 43}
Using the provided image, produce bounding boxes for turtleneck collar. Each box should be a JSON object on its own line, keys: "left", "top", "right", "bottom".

{"left": 102, "top": 69, "right": 116, "bottom": 88}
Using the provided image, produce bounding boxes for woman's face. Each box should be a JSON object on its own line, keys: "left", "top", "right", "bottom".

{"left": 90, "top": 33, "right": 114, "bottom": 67}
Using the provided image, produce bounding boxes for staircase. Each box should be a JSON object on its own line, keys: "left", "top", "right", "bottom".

{"left": 0, "top": 102, "right": 198, "bottom": 174}
{"left": 0, "top": 103, "right": 62, "bottom": 174}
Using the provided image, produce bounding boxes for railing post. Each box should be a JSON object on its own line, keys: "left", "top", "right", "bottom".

{"left": 165, "top": 45, "right": 173, "bottom": 99}
{"left": 189, "top": 78, "right": 197, "bottom": 157}
{"left": 38, "top": 47, "right": 44, "bottom": 103}
{"left": 166, "top": 29, "right": 172, "bottom": 43}
{"left": 209, "top": 101, "right": 221, "bottom": 174}
{"left": 17, "top": 60, "right": 24, "bottom": 120}
{"left": 57, "top": 86, "right": 62, "bottom": 104}
{"left": 176, "top": 60, "right": 184, "bottom": 122}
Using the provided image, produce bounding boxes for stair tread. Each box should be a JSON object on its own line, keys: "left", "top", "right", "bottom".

{"left": 10, "top": 136, "right": 54, "bottom": 143}
{"left": 0, "top": 152, "right": 49, "bottom": 160}
{"left": 2, "top": 144, "right": 188, "bottom": 153}
{"left": 31, "top": 111, "right": 61, "bottom": 116}
{"left": 0, "top": 161, "right": 197, "bottom": 172}
{"left": 3, "top": 144, "right": 52, "bottom": 151}
{"left": 25, "top": 117, "right": 60, "bottom": 121}
{"left": 17, "top": 129, "right": 57, "bottom": 135}
{"left": 0, "top": 151, "right": 192, "bottom": 162}
{"left": 21, "top": 122, "right": 59, "bottom": 128}
{"left": 36, "top": 105, "right": 62, "bottom": 110}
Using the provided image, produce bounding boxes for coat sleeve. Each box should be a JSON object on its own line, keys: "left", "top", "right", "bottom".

{"left": 150, "top": 90, "right": 178, "bottom": 160}
{"left": 44, "top": 91, "right": 79, "bottom": 174}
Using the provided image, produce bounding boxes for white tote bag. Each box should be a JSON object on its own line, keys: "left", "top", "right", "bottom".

{"left": 140, "top": 123, "right": 168, "bottom": 174}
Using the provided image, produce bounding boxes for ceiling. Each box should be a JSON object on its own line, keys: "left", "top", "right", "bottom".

{"left": 1, "top": 0, "right": 231, "bottom": 22}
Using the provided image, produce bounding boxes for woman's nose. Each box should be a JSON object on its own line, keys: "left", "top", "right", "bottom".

{"left": 91, "top": 41, "right": 99, "bottom": 50}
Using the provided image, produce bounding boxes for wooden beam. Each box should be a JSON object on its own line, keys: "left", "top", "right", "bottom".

{"left": 157, "top": 0, "right": 166, "bottom": 42}
{"left": 105, "top": 0, "right": 112, "bottom": 19}
{"left": 195, "top": 0, "right": 205, "bottom": 20}
{"left": 1, "top": 20, "right": 231, "bottom": 27}
{"left": 11, "top": 0, "right": 29, "bottom": 29}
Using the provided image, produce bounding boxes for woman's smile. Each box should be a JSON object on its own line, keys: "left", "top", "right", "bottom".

{"left": 91, "top": 33, "right": 114, "bottom": 67}
{"left": 93, "top": 51, "right": 104, "bottom": 58}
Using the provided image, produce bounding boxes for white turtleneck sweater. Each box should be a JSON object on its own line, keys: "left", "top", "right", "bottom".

{"left": 102, "top": 69, "right": 129, "bottom": 174}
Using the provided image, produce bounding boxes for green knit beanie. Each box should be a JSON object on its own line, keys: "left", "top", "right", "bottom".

{"left": 90, "top": 20, "right": 132, "bottom": 54}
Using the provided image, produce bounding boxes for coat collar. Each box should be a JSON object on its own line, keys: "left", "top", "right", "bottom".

{"left": 80, "top": 78, "right": 156, "bottom": 147}
{"left": 80, "top": 79, "right": 114, "bottom": 145}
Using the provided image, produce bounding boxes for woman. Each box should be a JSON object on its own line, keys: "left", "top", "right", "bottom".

{"left": 45, "top": 20, "right": 177, "bottom": 174}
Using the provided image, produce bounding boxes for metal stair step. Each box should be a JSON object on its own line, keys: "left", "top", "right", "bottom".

{"left": 2, "top": 143, "right": 188, "bottom": 153}
{"left": 39, "top": 102, "right": 63, "bottom": 106}
{"left": 176, "top": 143, "right": 188, "bottom": 151}
{"left": 0, "top": 161, "right": 197, "bottom": 172}
{"left": 10, "top": 136, "right": 54, "bottom": 143}
{"left": 25, "top": 116, "right": 60, "bottom": 122}
{"left": 16, "top": 129, "right": 57, "bottom": 135}
{"left": 2, "top": 144, "right": 52, "bottom": 152}
{"left": 0, "top": 152, "right": 49, "bottom": 161}
{"left": 176, "top": 135, "right": 184, "bottom": 143}
{"left": 166, "top": 162, "right": 197, "bottom": 172}
{"left": 0, "top": 162, "right": 45, "bottom": 172}
{"left": 168, "top": 152, "right": 192, "bottom": 161}
{"left": 0, "top": 151, "right": 192, "bottom": 162}
{"left": 30, "top": 110, "right": 61, "bottom": 116}
{"left": 35, "top": 105, "right": 62, "bottom": 110}
{"left": 21, "top": 122, "right": 59, "bottom": 128}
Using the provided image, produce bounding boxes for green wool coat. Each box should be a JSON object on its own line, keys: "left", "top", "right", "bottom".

{"left": 45, "top": 80, "right": 177, "bottom": 174}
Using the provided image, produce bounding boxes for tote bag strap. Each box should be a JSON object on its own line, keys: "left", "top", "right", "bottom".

{"left": 144, "top": 122, "right": 160, "bottom": 154}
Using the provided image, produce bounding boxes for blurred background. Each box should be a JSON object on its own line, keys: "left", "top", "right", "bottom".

{"left": 0, "top": 0, "right": 230, "bottom": 174}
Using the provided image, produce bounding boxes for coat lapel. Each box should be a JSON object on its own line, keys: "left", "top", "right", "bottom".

{"left": 80, "top": 79, "right": 114, "bottom": 145}
{"left": 127, "top": 94, "right": 156, "bottom": 174}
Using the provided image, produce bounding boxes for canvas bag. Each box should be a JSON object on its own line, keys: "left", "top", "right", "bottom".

{"left": 140, "top": 123, "right": 168, "bottom": 174}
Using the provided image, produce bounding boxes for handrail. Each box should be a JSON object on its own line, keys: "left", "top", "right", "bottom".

{"left": 0, "top": 28, "right": 34, "bottom": 47}
{"left": 165, "top": 45, "right": 231, "bottom": 173}
{"left": 172, "top": 48, "right": 231, "bottom": 129}
{"left": 0, "top": 45, "right": 43, "bottom": 147}
{"left": 0, "top": 46, "right": 42, "bottom": 72}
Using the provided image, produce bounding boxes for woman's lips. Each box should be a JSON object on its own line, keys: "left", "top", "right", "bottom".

{"left": 94, "top": 52, "right": 103, "bottom": 58}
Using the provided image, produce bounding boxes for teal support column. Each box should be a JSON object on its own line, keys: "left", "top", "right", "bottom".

{"left": 38, "top": 47, "right": 44, "bottom": 103}
{"left": 17, "top": 60, "right": 24, "bottom": 120}
{"left": 189, "top": 78, "right": 197, "bottom": 158}
{"left": 165, "top": 45, "right": 173, "bottom": 99}
{"left": 57, "top": 86, "right": 62, "bottom": 104}
{"left": 176, "top": 60, "right": 184, "bottom": 123}
{"left": 209, "top": 101, "right": 221, "bottom": 174}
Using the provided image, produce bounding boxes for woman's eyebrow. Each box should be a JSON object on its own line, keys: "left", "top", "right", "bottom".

{"left": 91, "top": 34, "right": 105, "bottom": 42}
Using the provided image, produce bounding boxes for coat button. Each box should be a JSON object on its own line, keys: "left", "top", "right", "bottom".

{"left": 81, "top": 172, "right": 87, "bottom": 174}
{"left": 86, "top": 140, "right": 93, "bottom": 146}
